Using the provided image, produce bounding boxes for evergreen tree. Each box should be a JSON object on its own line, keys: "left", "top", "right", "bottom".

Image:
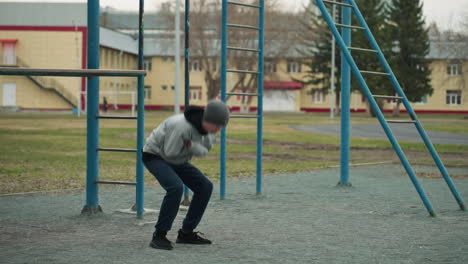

{"left": 388, "top": 0, "right": 433, "bottom": 116}
{"left": 297, "top": 0, "right": 391, "bottom": 115}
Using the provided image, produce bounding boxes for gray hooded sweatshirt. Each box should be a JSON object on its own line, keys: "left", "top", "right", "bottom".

{"left": 143, "top": 107, "right": 216, "bottom": 165}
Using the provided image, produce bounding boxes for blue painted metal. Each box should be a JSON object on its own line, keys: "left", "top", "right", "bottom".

{"left": 347, "top": 0, "right": 466, "bottom": 211}
{"left": 220, "top": 0, "right": 228, "bottom": 200}
{"left": 83, "top": 0, "right": 100, "bottom": 212}
{"left": 0, "top": 67, "right": 145, "bottom": 77}
{"left": 256, "top": 0, "right": 265, "bottom": 195}
{"left": 183, "top": 0, "right": 191, "bottom": 203}
{"left": 316, "top": 0, "right": 436, "bottom": 216}
{"left": 135, "top": 0, "right": 145, "bottom": 219}
{"left": 338, "top": 2, "right": 351, "bottom": 187}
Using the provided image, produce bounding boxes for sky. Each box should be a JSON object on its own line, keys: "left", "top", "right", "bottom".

{"left": 2, "top": 0, "right": 467, "bottom": 31}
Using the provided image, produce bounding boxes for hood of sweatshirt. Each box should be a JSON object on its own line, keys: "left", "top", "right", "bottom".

{"left": 184, "top": 106, "right": 208, "bottom": 135}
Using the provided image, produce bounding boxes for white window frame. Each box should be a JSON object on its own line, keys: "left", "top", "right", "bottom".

{"left": 265, "top": 61, "right": 277, "bottom": 73}
{"left": 287, "top": 61, "right": 301, "bottom": 73}
{"left": 446, "top": 90, "right": 462, "bottom": 105}
{"left": 447, "top": 62, "right": 462, "bottom": 76}
{"left": 144, "top": 86, "right": 152, "bottom": 99}
{"left": 189, "top": 59, "right": 202, "bottom": 72}
{"left": 143, "top": 58, "right": 152, "bottom": 71}
{"left": 312, "top": 90, "right": 325, "bottom": 104}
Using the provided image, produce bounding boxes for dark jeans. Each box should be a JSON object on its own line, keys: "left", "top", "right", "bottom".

{"left": 142, "top": 153, "right": 213, "bottom": 233}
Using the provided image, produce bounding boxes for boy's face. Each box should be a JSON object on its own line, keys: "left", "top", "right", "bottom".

{"left": 202, "top": 120, "right": 223, "bottom": 134}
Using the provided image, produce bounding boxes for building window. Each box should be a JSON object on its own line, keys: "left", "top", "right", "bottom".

{"left": 144, "top": 86, "right": 152, "bottom": 99}
{"left": 171, "top": 86, "right": 175, "bottom": 91}
{"left": 287, "top": 60, "right": 301, "bottom": 73}
{"left": 162, "top": 57, "right": 169, "bottom": 62}
{"left": 190, "top": 86, "right": 202, "bottom": 100}
{"left": 265, "top": 61, "right": 277, "bottom": 73}
{"left": 447, "top": 61, "right": 462, "bottom": 76}
{"left": 161, "top": 85, "right": 167, "bottom": 91}
{"left": 312, "top": 90, "right": 325, "bottom": 104}
{"left": 189, "top": 60, "right": 202, "bottom": 72}
{"left": 144, "top": 58, "right": 152, "bottom": 71}
{"left": 446, "top": 90, "right": 461, "bottom": 105}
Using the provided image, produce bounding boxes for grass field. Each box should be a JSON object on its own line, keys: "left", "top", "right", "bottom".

{"left": 1, "top": 111, "right": 467, "bottom": 194}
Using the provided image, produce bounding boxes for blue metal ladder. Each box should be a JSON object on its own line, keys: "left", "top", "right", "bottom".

{"left": 220, "top": 0, "right": 265, "bottom": 199}
{"left": 316, "top": 0, "right": 466, "bottom": 216}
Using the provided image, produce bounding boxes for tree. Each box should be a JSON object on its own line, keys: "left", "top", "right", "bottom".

{"left": 297, "top": 0, "right": 391, "bottom": 116}
{"left": 388, "top": 0, "right": 433, "bottom": 116}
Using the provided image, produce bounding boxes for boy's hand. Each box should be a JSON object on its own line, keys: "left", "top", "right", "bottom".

{"left": 184, "top": 140, "right": 192, "bottom": 148}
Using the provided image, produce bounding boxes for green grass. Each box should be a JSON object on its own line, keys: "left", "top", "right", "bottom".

{"left": 0, "top": 111, "right": 467, "bottom": 194}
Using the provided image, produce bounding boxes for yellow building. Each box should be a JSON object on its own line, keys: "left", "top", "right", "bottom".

{"left": 1, "top": 2, "right": 467, "bottom": 114}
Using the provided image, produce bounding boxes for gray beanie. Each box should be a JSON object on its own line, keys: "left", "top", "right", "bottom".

{"left": 203, "top": 100, "right": 230, "bottom": 126}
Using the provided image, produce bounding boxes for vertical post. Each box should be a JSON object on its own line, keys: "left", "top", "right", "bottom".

{"left": 175, "top": 0, "right": 181, "bottom": 114}
{"left": 82, "top": 0, "right": 101, "bottom": 214}
{"left": 329, "top": 4, "right": 336, "bottom": 120}
{"left": 182, "top": 0, "right": 190, "bottom": 205}
{"left": 220, "top": 0, "right": 228, "bottom": 200}
{"left": 256, "top": 0, "right": 264, "bottom": 195}
{"left": 135, "top": 0, "right": 145, "bottom": 218}
{"left": 338, "top": 2, "right": 351, "bottom": 187}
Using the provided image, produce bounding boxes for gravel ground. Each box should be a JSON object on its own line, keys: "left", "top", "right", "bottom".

{"left": 1, "top": 164, "right": 468, "bottom": 264}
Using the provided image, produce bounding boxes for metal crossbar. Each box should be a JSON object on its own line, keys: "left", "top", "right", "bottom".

{"left": 227, "top": 92, "right": 258, "bottom": 96}
{"left": 227, "top": 69, "right": 259, "bottom": 74}
{"left": 227, "top": 1, "right": 260, "bottom": 8}
{"left": 227, "top": 24, "right": 260, "bottom": 30}
{"left": 323, "top": 0, "right": 353, "bottom": 7}
{"left": 373, "top": 95, "right": 403, "bottom": 100}
{"left": 359, "top": 70, "right": 390, "bottom": 76}
{"left": 95, "top": 181, "right": 137, "bottom": 186}
{"left": 97, "top": 115, "right": 138, "bottom": 120}
{"left": 0, "top": 67, "right": 146, "bottom": 77}
{"left": 348, "top": 46, "right": 378, "bottom": 53}
{"left": 227, "top": 46, "right": 259, "bottom": 52}
{"left": 97, "top": 148, "right": 137, "bottom": 153}
{"left": 335, "top": 23, "right": 364, "bottom": 30}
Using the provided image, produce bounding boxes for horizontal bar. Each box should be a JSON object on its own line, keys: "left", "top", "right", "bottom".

{"left": 227, "top": 69, "right": 259, "bottom": 74}
{"left": 360, "top": 70, "right": 390, "bottom": 76}
{"left": 227, "top": 1, "right": 260, "bottom": 8}
{"left": 387, "top": 120, "right": 417, "bottom": 124}
{"left": 227, "top": 24, "right": 260, "bottom": 30}
{"left": 95, "top": 180, "right": 137, "bottom": 186}
{"left": 227, "top": 46, "right": 259, "bottom": 53}
{"left": 373, "top": 95, "right": 403, "bottom": 100}
{"left": 323, "top": 0, "right": 353, "bottom": 7}
{"left": 97, "top": 115, "right": 138, "bottom": 120}
{"left": 0, "top": 67, "right": 146, "bottom": 77}
{"left": 227, "top": 92, "right": 258, "bottom": 96}
{"left": 335, "top": 23, "right": 365, "bottom": 30}
{"left": 348, "top": 46, "right": 378, "bottom": 53}
{"left": 230, "top": 115, "right": 259, "bottom": 119}
{"left": 97, "top": 148, "right": 137, "bottom": 152}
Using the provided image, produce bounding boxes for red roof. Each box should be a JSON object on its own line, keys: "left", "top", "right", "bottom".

{"left": 0, "top": 39, "right": 18, "bottom": 43}
{"left": 264, "top": 81, "right": 303, "bottom": 90}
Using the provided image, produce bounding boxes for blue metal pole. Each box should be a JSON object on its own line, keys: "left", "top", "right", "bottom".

{"left": 348, "top": 0, "right": 466, "bottom": 211}
{"left": 135, "top": 0, "right": 145, "bottom": 219}
{"left": 256, "top": 0, "right": 264, "bottom": 195}
{"left": 316, "top": 0, "right": 436, "bottom": 216}
{"left": 220, "top": 0, "right": 228, "bottom": 200}
{"left": 338, "top": 1, "right": 351, "bottom": 187}
{"left": 82, "top": 0, "right": 101, "bottom": 214}
{"left": 183, "top": 0, "right": 190, "bottom": 204}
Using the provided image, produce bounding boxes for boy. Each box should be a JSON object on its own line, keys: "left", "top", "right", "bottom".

{"left": 142, "top": 100, "right": 230, "bottom": 250}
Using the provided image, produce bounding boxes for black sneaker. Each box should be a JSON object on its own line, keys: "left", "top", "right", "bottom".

{"left": 149, "top": 232, "right": 174, "bottom": 250}
{"left": 176, "top": 229, "right": 212, "bottom": 244}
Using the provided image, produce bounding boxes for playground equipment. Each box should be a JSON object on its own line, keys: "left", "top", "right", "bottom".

{"left": 219, "top": 0, "right": 265, "bottom": 199}
{"left": 0, "top": 0, "right": 147, "bottom": 218}
{"left": 316, "top": 0, "right": 466, "bottom": 216}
